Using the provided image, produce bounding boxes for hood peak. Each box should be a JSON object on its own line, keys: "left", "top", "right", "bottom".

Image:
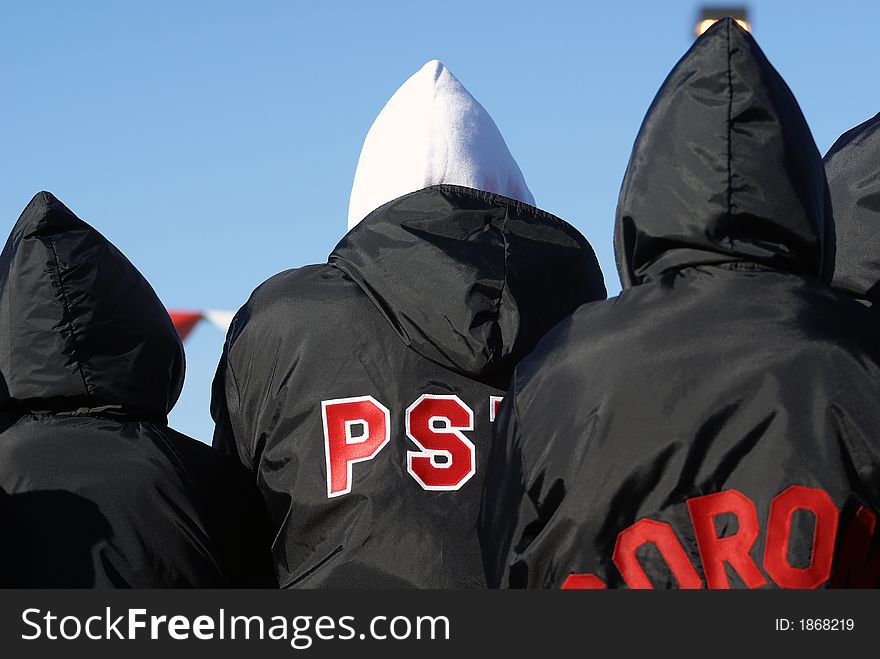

{"left": 614, "top": 18, "right": 830, "bottom": 288}
{"left": 347, "top": 60, "right": 535, "bottom": 230}
{"left": 0, "top": 192, "right": 184, "bottom": 419}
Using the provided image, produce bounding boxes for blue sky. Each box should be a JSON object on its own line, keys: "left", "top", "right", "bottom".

{"left": 2, "top": 0, "right": 878, "bottom": 441}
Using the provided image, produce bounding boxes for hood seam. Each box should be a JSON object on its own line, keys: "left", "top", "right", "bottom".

{"left": 492, "top": 209, "right": 511, "bottom": 363}
{"left": 329, "top": 184, "right": 602, "bottom": 375}
{"left": 327, "top": 258, "right": 414, "bottom": 348}
{"left": 46, "top": 235, "right": 92, "bottom": 400}
{"left": 725, "top": 20, "right": 733, "bottom": 236}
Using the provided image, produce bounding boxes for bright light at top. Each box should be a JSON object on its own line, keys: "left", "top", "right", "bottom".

{"left": 696, "top": 17, "right": 751, "bottom": 36}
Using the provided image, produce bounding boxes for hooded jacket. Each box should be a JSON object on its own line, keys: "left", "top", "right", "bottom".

{"left": 211, "top": 61, "right": 606, "bottom": 588}
{"left": 0, "top": 192, "right": 273, "bottom": 587}
{"left": 479, "top": 19, "right": 880, "bottom": 589}
{"left": 347, "top": 60, "right": 535, "bottom": 230}
{"left": 825, "top": 112, "right": 880, "bottom": 308}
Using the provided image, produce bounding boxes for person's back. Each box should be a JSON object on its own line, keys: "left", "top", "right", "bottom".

{"left": 212, "top": 61, "right": 607, "bottom": 588}
{"left": 824, "top": 111, "right": 880, "bottom": 308}
{"left": 0, "top": 192, "right": 274, "bottom": 587}
{"left": 480, "top": 19, "right": 880, "bottom": 589}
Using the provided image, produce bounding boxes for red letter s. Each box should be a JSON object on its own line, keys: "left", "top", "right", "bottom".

{"left": 406, "top": 394, "right": 476, "bottom": 491}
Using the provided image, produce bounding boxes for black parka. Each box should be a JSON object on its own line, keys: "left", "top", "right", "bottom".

{"left": 211, "top": 185, "right": 606, "bottom": 588}
{"left": 825, "top": 112, "right": 880, "bottom": 308}
{"left": 479, "top": 19, "right": 880, "bottom": 589}
{"left": 0, "top": 192, "right": 274, "bottom": 588}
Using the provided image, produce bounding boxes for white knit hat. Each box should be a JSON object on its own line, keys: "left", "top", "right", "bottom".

{"left": 347, "top": 60, "right": 535, "bottom": 230}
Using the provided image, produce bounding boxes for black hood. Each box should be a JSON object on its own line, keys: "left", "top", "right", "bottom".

{"left": 329, "top": 185, "right": 606, "bottom": 376}
{"left": 614, "top": 18, "right": 831, "bottom": 289}
{"left": 0, "top": 192, "right": 184, "bottom": 420}
{"left": 824, "top": 112, "right": 880, "bottom": 308}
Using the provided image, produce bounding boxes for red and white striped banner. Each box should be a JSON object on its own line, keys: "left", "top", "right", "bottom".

{"left": 168, "top": 310, "right": 235, "bottom": 341}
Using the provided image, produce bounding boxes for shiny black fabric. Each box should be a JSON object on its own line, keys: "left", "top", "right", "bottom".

{"left": 212, "top": 184, "right": 606, "bottom": 588}
{"left": 480, "top": 20, "right": 880, "bottom": 589}
{"left": 0, "top": 192, "right": 274, "bottom": 587}
{"left": 825, "top": 112, "right": 880, "bottom": 307}
{"left": 0, "top": 193, "right": 184, "bottom": 418}
{"left": 614, "top": 18, "right": 832, "bottom": 288}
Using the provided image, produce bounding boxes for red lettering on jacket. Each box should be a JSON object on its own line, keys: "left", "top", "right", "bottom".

{"left": 489, "top": 396, "right": 503, "bottom": 423}
{"left": 612, "top": 519, "right": 703, "bottom": 589}
{"left": 561, "top": 487, "right": 880, "bottom": 590}
{"left": 561, "top": 574, "right": 607, "bottom": 589}
{"left": 406, "top": 395, "right": 476, "bottom": 491}
{"left": 763, "top": 486, "right": 838, "bottom": 588}
{"left": 322, "top": 396, "right": 391, "bottom": 498}
{"left": 829, "top": 506, "right": 880, "bottom": 588}
{"left": 687, "top": 490, "right": 767, "bottom": 589}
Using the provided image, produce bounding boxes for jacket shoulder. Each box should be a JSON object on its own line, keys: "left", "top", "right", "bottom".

{"left": 156, "top": 425, "right": 251, "bottom": 486}
{"left": 233, "top": 264, "right": 371, "bottom": 337}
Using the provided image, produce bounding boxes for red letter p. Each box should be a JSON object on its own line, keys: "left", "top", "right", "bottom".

{"left": 322, "top": 396, "right": 391, "bottom": 498}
